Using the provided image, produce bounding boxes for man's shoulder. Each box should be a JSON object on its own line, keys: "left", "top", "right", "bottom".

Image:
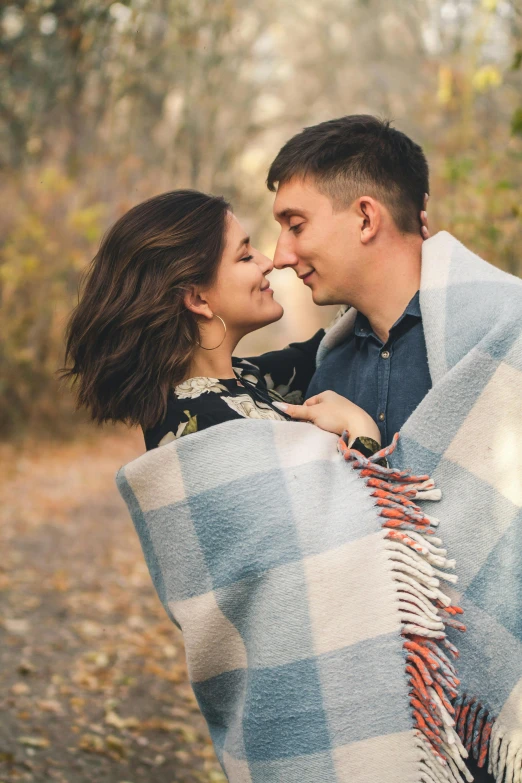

{"left": 422, "top": 231, "right": 522, "bottom": 294}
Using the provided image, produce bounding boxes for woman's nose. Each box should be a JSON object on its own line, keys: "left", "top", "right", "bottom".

{"left": 255, "top": 251, "right": 274, "bottom": 275}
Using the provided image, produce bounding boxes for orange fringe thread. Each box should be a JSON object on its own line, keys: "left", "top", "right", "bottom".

{"left": 339, "top": 432, "right": 475, "bottom": 781}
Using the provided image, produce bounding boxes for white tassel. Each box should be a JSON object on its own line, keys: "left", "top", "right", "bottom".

{"left": 396, "top": 589, "right": 441, "bottom": 620}
{"left": 387, "top": 546, "right": 439, "bottom": 578}
{"left": 399, "top": 607, "right": 445, "bottom": 631}
{"left": 396, "top": 581, "right": 441, "bottom": 614}
{"left": 429, "top": 688, "right": 457, "bottom": 731}
{"left": 390, "top": 560, "right": 441, "bottom": 588}
{"left": 440, "top": 743, "right": 473, "bottom": 783}
{"left": 406, "top": 530, "right": 446, "bottom": 554}
{"left": 392, "top": 571, "right": 441, "bottom": 601}
{"left": 417, "top": 489, "right": 443, "bottom": 501}
{"left": 341, "top": 436, "right": 469, "bottom": 782}
{"left": 403, "top": 623, "right": 445, "bottom": 639}
{"left": 489, "top": 724, "right": 502, "bottom": 778}
{"left": 431, "top": 568, "right": 459, "bottom": 585}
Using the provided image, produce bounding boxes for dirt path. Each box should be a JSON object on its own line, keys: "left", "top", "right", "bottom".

{"left": 0, "top": 429, "right": 225, "bottom": 783}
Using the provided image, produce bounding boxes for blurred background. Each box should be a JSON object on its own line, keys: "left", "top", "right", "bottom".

{"left": 0, "top": 1, "right": 520, "bottom": 782}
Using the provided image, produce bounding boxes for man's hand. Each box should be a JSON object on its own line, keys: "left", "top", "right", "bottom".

{"left": 273, "top": 390, "right": 381, "bottom": 444}
{"left": 421, "top": 193, "right": 429, "bottom": 239}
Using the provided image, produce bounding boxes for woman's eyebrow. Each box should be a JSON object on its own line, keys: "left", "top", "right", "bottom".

{"left": 236, "top": 236, "right": 250, "bottom": 252}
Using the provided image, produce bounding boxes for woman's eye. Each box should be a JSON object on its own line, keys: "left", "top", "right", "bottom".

{"left": 241, "top": 254, "right": 254, "bottom": 262}
{"left": 290, "top": 224, "right": 303, "bottom": 234}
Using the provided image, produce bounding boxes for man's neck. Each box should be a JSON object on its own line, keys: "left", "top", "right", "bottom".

{"left": 353, "top": 237, "right": 422, "bottom": 343}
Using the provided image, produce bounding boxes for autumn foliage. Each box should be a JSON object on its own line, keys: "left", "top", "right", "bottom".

{"left": 0, "top": 0, "right": 520, "bottom": 438}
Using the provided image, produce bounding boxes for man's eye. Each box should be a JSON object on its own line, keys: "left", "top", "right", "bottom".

{"left": 289, "top": 224, "right": 303, "bottom": 234}
{"left": 241, "top": 254, "right": 254, "bottom": 262}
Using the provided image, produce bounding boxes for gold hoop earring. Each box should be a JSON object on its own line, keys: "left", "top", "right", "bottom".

{"left": 197, "top": 315, "right": 227, "bottom": 351}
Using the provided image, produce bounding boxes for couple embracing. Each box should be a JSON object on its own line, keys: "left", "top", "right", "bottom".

{"left": 63, "top": 116, "right": 522, "bottom": 783}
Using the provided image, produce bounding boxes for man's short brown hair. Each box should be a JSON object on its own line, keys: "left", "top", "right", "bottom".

{"left": 267, "top": 115, "right": 429, "bottom": 234}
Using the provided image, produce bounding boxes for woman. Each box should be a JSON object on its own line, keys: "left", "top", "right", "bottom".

{"left": 62, "top": 189, "right": 382, "bottom": 453}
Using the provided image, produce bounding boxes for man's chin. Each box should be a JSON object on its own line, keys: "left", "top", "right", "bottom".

{"left": 311, "top": 288, "right": 338, "bottom": 306}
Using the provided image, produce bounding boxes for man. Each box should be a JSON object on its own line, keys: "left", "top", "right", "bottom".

{"left": 267, "top": 116, "right": 522, "bottom": 783}
{"left": 269, "top": 115, "right": 431, "bottom": 446}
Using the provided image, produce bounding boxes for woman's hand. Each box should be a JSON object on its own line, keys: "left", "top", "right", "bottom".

{"left": 421, "top": 193, "right": 430, "bottom": 239}
{"left": 274, "top": 390, "right": 381, "bottom": 444}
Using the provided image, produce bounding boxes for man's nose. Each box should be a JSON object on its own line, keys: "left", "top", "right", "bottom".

{"left": 273, "top": 237, "right": 298, "bottom": 270}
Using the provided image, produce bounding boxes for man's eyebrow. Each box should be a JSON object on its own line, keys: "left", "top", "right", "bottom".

{"left": 274, "top": 208, "right": 309, "bottom": 221}
{"left": 236, "top": 236, "right": 250, "bottom": 252}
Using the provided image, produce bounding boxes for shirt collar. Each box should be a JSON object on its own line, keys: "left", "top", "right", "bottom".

{"left": 403, "top": 290, "right": 421, "bottom": 319}
{"left": 354, "top": 291, "right": 421, "bottom": 340}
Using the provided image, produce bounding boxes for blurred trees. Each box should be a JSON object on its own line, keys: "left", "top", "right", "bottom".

{"left": 0, "top": 0, "right": 521, "bottom": 437}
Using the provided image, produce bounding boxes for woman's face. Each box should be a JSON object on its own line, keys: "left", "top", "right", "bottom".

{"left": 202, "top": 213, "right": 284, "bottom": 337}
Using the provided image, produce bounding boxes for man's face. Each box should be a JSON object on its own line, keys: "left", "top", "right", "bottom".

{"left": 272, "top": 177, "right": 360, "bottom": 305}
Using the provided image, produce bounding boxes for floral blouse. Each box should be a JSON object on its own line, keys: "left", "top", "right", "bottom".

{"left": 143, "top": 329, "right": 381, "bottom": 459}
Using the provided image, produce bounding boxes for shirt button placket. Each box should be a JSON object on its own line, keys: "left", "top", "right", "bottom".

{"left": 378, "top": 346, "right": 392, "bottom": 442}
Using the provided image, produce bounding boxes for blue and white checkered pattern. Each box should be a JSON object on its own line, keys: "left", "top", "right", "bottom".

{"left": 117, "top": 421, "right": 439, "bottom": 783}
{"left": 317, "top": 231, "right": 522, "bottom": 782}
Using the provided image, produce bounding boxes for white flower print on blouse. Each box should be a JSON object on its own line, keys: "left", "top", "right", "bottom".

{"left": 222, "top": 394, "right": 286, "bottom": 421}
{"left": 158, "top": 420, "right": 188, "bottom": 445}
{"left": 175, "top": 377, "right": 228, "bottom": 399}
{"left": 263, "top": 367, "right": 303, "bottom": 404}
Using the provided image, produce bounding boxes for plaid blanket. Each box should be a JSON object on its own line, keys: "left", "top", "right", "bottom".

{"left": 117, "top": 416, "right": 470, "bottom": 783}
{"left": 316, "top": 231, "right": 522, "bottom": 782}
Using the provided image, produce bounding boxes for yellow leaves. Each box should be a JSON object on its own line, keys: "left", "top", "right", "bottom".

{"left": 75, "top": 620, "right": 104, "bottom": 639}
{"left": 207, "top": 772, "right": 228, "bottom": 783}
{"left": 79, "top": 733, "right": 105, "bottom": 753}
{"left": 68, "top": 204, "right": 106, "bottom": 242}
{"left": 51, "top": 569, "right": 70, "bottom": 592}
{"left": 140, "top": 718, "right": 200, "bottom": 743}
{"left": 1, "top": 433, "right": 226, "bottom": 781}
{"left": 472, "top": 65, "right": 502, "bottom": 92}
{"left": 84, "top": 650, "right": 110, "bottom": 668}
{"left": 3, "top": 618, "right": 30, "bottom": 635}
{"left": 437, "top": 66, "right": 453, "bottom": 105}
{"left": 481, "top": 0, "right": 498, "bottom": 11}
{"left": 11, "top": 682, "right": 31, "bottom": 696}
{"left": 105, "top": 734, "right": 127, "bottom": 757}
{"left": 105, "top": 709, "right": 140, "bottom": 730}
{"left": 143, "top": 659, "right": 187, "bottom": 682}
{"left": 37, "top": 699, "right": 64, "bottom": 714}
{"left": 18, "top": 736, "right": 50, "bottom": 749}
{"left": 39, "top": 166, "right": 73, "bottom": 196}
{"left": 69, "top": 696, "right": 86, "bottom": 713}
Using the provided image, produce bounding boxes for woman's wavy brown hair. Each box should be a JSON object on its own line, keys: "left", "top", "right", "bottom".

{"left": 60, "top": 189, "right": 231, "bottom": 430}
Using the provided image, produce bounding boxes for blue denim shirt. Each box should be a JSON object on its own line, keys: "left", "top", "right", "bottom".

{"left": 306, "top": 292, "right": 432, "bottom": 444}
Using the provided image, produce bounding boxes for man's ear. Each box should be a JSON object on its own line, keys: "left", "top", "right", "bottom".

{"left": 184, "top": 287, "right": 213, "bottom": 320}
{"left": 356, "top": 197, "right": 381, "bottom": 244}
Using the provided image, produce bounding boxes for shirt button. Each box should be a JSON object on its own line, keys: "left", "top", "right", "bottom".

{"left": 381, "top": 350, "right": 390, "bottom": 359}
{"left": 378, "top": 412, "right": 385, "bottom": 421}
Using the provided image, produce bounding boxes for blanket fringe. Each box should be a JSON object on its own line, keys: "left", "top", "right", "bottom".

{"left": 453, "top": 695, "right": 521, "bottom": 783}
{"left": 339, "top": 432, "right": 470, "bottom": 783}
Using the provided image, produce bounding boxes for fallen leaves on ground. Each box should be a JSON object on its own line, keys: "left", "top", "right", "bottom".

{"left": 0, "top": 427, "right": 227, "bottom": 783}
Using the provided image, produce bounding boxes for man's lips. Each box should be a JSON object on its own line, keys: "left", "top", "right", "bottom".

{"left": 299, "top": 270, "right": 315, "bottom": 283}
